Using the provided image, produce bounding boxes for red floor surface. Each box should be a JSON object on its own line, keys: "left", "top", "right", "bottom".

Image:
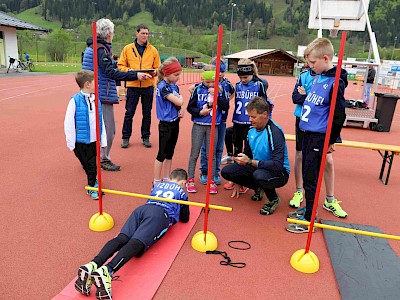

{"left": 1, "top": 73, "right": 399, "bottom": 300}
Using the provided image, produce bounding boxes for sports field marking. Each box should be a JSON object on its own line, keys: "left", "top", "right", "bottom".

{"left": 0, "top": 81, "right": 66, "bottom": 92}
{"left": 0, "top": 83, "right": 72, "bottom": 103}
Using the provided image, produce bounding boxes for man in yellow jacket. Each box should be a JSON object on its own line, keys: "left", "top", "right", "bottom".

{"left": 118, "top": 24, "right": 161, "bottom": 148}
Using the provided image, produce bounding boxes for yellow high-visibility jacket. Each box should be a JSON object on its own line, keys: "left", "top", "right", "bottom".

{"left": 117, "top": 41, "right": 161, "bottom": 88}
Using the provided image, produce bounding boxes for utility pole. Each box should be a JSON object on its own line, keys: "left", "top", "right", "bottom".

{"left": 247, "top": 21, "right": 251, "bottom": 49}
{"left": 391, "top": 36, "right": 397, "bottom": 60}
{"left": 229, "top": 3, "right": 236, "bottom": 54}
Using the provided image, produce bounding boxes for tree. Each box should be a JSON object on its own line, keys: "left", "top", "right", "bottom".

{"left": 45, "top": 30, "right": 72, "bottom": 61}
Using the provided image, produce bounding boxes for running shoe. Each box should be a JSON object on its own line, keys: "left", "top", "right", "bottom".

{"left": 223, "top": 181, "right": 235, "bottom": 190}
{"left": 91, "top": 266, "right": 112, "bottom": 300}
{"left": 286, "top": 216, "right": 316, "bottom": 234}
{"left": 260, "top": 196, "right": 280, "bottom": 215}
{"left": 323, "top": 199, "right": 348, "bottom": 218}
{"left": 199, "top": 174, "right": 207, "bottom": 185}
{"left": 251, "top": 188, "right": 264, "bottom": 201}
{"left": 75, "top": 261, "right": 97, "bottom": 296}
{"left": 289, "top": 191, "right": 303, "bottom": 208}
{"left": 221, "top": 154, "right": 234, "bottom": 164}
{"left": 209, "top": 180, "right": 218, "bottom": 194}
{"left": 186, "top": 178, "right": 197, "bottom": 193}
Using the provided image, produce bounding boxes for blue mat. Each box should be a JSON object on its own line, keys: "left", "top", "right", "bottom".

{"left": 321, "top": 220, "right": 400, "bottom": 300}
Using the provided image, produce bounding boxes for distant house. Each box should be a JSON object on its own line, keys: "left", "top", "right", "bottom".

{"left": 0, "top": 11, "right": 49, "bottom": 68}
{"left": 225, "top": 49, "right": 299, "bottom": 76}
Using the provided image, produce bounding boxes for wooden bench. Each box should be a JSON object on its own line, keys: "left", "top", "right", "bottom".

{"left": 285, "top": 134, "right": 400, "bottom": 185}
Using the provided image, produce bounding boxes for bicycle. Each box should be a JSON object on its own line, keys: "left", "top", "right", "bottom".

{"left": 6, "top": 56, "right": 35, "bottom": 73}
{"left": 23, "top": 59, "right": 35, "bottom": 72}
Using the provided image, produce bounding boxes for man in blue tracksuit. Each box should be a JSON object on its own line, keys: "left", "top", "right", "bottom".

{"left": 221, "top": 96, "right": 290, "bottom": 215}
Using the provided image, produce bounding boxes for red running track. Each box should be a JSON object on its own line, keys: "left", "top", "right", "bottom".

{"left": 0, "top": 73, "right": 399, "bottom": 300}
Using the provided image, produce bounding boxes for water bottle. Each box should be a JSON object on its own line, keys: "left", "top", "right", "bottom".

{"left": 207, "top": 93, "right": 214, "bottom": 108}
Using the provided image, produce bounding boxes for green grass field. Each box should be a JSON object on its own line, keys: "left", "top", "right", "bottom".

{"left": 34, "top": 62, "right": 81, "bottom": 73}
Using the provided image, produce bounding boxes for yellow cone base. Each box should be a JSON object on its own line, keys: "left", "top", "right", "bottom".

{"left": 191, "top": 231, "right": 218, "bottom": 252}
{"left": 89, "top": 212, "right": 114, "bottom": 232}
{"left": 290, "top": 249, "right": 320, "bottom": 274}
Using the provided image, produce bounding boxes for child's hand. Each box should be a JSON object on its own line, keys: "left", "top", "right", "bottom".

{"left": 200, "top": 105, "right": 212, "bottom": 115}
{"left": 297, "top": 86, "right": 306, "bottom": 95}
{"left": 178, "top": 109, "right": 184, "bottom": 118}
{"left": 208, "top": 87, "right": 215, "bottom": 95}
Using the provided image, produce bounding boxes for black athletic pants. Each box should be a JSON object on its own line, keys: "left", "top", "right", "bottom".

{"left": 73, "top": 142, "right": 97, "bottom": 187}
{"left": 92, "top": 233, "right": 145, "bottom": 274}
{"left": 302, "top": 132, "right": 325, "bottom": 221}
{"left": 221, "top": 163, "right": 289, "bottom": 201}
{"left": 122, "top": 86, "right": 154, "bottom": 139}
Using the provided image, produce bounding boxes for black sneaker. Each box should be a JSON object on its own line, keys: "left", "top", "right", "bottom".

{"left": 101, "top": 161, "right": 121, "bottom": 171}
{"left": 142, "top": 137, "right": 152, "bottom": 148}
{"left": 121, "top": 138, "right": 129, "bottom": 148}
{"left": 251, "top": 188, "right": 264, "bottom": 201}
{"left": 260, "top": 196, "right": 281, "bottom": 215}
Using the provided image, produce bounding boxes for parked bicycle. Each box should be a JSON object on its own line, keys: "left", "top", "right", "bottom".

{"left": 6, "top": 56, "right": 35, "bottom": 73}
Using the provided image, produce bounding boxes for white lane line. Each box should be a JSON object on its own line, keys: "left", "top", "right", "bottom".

{"left": 0, "top": 83, "right": 73, "bottom": 103}
{"left": 0, "top": 82, "right": 65, "bottom": 92}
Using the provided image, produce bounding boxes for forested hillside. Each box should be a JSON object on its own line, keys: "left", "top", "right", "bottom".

{"left": 1, "top": 0, "right": 399, "bottom": 48}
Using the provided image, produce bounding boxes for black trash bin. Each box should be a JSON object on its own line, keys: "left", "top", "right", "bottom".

{"left": 374, "top": 92, "right": 400, "bottom": 132}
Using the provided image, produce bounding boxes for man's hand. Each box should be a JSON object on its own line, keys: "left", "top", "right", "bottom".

{"left": 137, "top": 72, "right": 152, "bottom": 81}
{"left": 234, "top": 153, "right": 249, "bottom": 166}
{"left": 149, "top": 70, "right": 157, "bottom": 77}
{"left": 231, "top": 184, "right": 242, "bottom": 198}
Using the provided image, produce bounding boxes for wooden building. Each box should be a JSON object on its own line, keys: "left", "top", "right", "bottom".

{"left": 225, "top": 49, "right": 299, "bottom": 76}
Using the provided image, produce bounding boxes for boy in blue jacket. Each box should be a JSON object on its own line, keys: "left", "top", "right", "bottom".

{"left": 64, "top": 70, "right": 107, "bottom": 200}
{"left": 287, "top": 38, "right": 348, "bottom": 233}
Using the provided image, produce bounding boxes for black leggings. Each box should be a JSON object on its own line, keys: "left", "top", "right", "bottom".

{"left": 224, "top": 126, "right": 234, "bottom": 156}
{"left": 233, "top": 123, "right": 250, "bottom": 155}
{"left": 92, "top": 233, "right": 145, "bottom": 274}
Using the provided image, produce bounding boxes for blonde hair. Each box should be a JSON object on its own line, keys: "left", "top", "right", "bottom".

{"left": 304, "top": 38, "right": 334, "bottom": 60}
{"left": 75, "top": 70, "right": 94, "bottom": 88}
{"left": 209, "top": 56, "right": 225, "bottom": 64}
{"left": 238, "top": 58, "right": 259, "bottom": 77}
{"left": 157, "top": 57, "right": 179, "bottom": 84}
{"left": 203, "top": 64, "right": 215, "bottom": 71}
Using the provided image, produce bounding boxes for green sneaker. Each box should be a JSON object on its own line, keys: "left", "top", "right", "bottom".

{"left": 75, "top": 261, "right": 97, "bottom": 296}
{"left": 323, "top": 199, "right": 348, "bottom": 218}
{"left": 289, "top": 191, "right": 303, "bottom": 208}
{"left": 91, "top": 266, "right": 112, "bottom": 300}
